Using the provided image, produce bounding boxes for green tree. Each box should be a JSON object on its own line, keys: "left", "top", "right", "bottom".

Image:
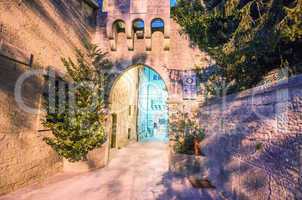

{"left": 173, "top": 0, "right": 302, "bottom": 93}
{"left": 43, "top": 42, "right": 112, "bottom": 162}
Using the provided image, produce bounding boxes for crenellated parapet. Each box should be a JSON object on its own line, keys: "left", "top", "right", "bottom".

{"left": 99, "top": 0, "right": 170, "bottom": 52}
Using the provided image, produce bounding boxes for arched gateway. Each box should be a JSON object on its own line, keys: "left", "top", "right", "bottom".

{"left": 95, "top": 0, "right": 213, "bottom": 158}
{"left": 108, "top": 64, "right": 168, "bottom": 149}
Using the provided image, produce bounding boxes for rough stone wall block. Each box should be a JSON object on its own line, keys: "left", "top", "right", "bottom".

{"left": 0, "top": 0, "right": 97, "bottom": 195}
{"left": 127, "top": 38, "right": 134, "bottom": 51}
{"left": 163, "top": 37, "right": 170, "bottom": 51}
{"left": 109, "top": 38, "right": 116, "bottom": 51}
{"left": 199, "top": 75, "right": 302, "bottom": 199}
{"left": 145, "top": 37, "right": 152, "bottom": 51}
{"left": 106, "top": 20, "right": 113, "bottom": 39}
{"left": 164, "top": 18, "right": 170, "bottom": 38}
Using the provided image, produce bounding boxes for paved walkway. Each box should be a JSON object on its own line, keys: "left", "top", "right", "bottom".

{"left": 1, "top": 142, "right": 218, "bottom": 200}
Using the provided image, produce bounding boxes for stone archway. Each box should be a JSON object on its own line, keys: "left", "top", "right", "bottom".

{"left": 108, "top": 63, "right": 170, "bottom": 102}
{"left": 107, "top": 64, "right": 170, "bottom": 158}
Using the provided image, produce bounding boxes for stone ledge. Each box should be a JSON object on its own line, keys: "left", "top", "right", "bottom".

{"left": 202, "top": 74, "right": 302, "bottom": 107}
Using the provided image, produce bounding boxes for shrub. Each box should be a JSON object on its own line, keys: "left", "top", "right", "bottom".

{"left": 170, "top": 112, "right": 206, "bottom": 154}
{"left": 43, "top": 42, "right": 112, "bottom": 162}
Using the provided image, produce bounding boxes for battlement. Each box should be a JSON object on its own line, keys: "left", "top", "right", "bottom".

{"left": 102, "top": 0, "right": 170, "bottom": 15}
{"left": 98, "top": 0, "right": 171, "bottom": 51}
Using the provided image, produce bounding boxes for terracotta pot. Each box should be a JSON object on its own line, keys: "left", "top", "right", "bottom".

{"left": 63, "top": 143, "right": 108, "bottom": 173}
{"left": 194, "top": 139, "right": 201, "bottom": 156}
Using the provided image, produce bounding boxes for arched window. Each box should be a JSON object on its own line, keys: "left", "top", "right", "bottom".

{"left": 151, "top": 18, "right": 164, "bottom": 34}
{"left": 133, "top": 19, "right": 145, "bottom": 39}
{"left": 112, "top": 20, "right": 126, "bottom": 34}
{"left": 112, "top": 20, "right": 126, "bottom": 51}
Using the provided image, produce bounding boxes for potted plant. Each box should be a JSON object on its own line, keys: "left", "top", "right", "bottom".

{"left": 170, "top": 112, "right": 206, "bottom": 156}
{"left": 193, "top": 127, "right": 205, "bottom": 156}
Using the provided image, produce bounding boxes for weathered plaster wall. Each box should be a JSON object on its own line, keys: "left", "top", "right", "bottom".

{"left": 0, "top": 0, "right": 98, "bottom": 195}
{"left": 199, "top": 75, "right": 302, "bottom": 199}
{"left": 0, "top": 0, "right": 95, "bottom": 71}
{"left": 0, "top": 56, "right": 63, "bottom": 196}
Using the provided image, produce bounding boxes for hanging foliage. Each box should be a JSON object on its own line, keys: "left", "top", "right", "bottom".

{"left": 173, "top": 0, "right": 302, "bottom": 93}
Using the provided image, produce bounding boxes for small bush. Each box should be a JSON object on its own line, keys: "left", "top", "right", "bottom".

{"left": 170, "top": 112, "right": 206, "bottom": 155}
{"left": 43, "top": 42, "right": 112, "bottom": 162}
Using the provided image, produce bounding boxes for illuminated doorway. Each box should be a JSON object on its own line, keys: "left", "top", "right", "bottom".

{"left": 109, "top": 65, "right": 168, "bottom": 149}
{"left": 137, "top": 67, "right": 168, "bottom": 142}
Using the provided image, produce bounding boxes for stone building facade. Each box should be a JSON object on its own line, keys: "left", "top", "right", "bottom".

{"left": 95, "top": 0, "right": 213, "bottom": 98}
{"left": 1, "top": 0, "right": 300, "bottom": 198}
{"left": 0, "top": 0, "right": 211, "bottom": 195}
{"left": 95, "top": 0, "right": 213, "bottom": 152}
{"left": 0, "top": 0, "right": 99, "bottom": 195}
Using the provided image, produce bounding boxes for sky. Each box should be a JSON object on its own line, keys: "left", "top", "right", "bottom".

{"left": 135, "top": 19, "right": 164, "bottom": 29}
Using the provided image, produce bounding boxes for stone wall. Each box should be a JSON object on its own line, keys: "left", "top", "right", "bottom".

{"left": 96, "top": 0, "right": 214, "bottom": 102}
{"left": 0, "top": 0, "right": 96, "bottom": 72}
{"left": 96, "top": 0, "right": 214, "bottom": 163}
{"left": 0, "top": 0, "right": 98, "bottom": 195}
{"left": 199, "top": 75, "right": 302, "bottom": 199}
{"left": 0, "top": 0, "right": 211, "bottom": 194}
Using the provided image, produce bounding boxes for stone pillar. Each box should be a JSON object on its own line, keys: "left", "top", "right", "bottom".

{"left": 107, "top": 19, "right": 116, "bottom": 51}
{"left": 126, "top": 21, "right": 134, "bottom": 51}
{"left": 163, "top": 18, "right": 170, "bottom": 51}
{"left": 145, "top": 37, "right": 152, "bottom": 51}
{"left": 109, "top": 37, "right": 116, "bottom": 51}
{"left": 164, "top": 37, "right": 170, "bottom": 51}
{"left": 145, "top": 19, "right": 152, "bottom": 51}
